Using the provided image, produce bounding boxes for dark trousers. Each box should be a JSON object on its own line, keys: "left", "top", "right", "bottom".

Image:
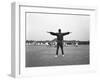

{"left": 56, "top": 42, "right": 64, "bottom": 55}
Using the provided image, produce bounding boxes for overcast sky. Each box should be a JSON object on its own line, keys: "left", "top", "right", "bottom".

{"left": 26, "top": 13, "right": 90, "bottom": 41}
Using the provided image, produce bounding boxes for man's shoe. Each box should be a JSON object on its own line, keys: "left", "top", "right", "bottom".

{"left": 55, "top": 55, "right": 58, "bottom": 57}
{"left": 62, "top": 55, "right": 64, "bottom": 57}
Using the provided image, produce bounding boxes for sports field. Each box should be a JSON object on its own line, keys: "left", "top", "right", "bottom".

{"left": 26, "top": 45, "right": 89, "bottom": 67}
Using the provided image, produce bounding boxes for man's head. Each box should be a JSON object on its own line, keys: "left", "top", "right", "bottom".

{"left": 58, "top": 29, "right": 61, "bottom": 33}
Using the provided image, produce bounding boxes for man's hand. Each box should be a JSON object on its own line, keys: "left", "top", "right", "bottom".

{"left": 47, "top": 31, "right": 51, "bottom": 33}
{"left": 69, "top": 32, "right": 72, "bottom": 34}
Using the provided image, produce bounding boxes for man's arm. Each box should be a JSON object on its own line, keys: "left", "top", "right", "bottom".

{"left": 47, "top": 32, "right": 57, "bottom": 36}
{"left": 62, "top": 32, "right": 71, "bottom": 36}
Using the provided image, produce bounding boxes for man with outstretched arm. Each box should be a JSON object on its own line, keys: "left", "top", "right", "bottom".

{"left": 47, "top": 29, "right": 71, "bottom": 57}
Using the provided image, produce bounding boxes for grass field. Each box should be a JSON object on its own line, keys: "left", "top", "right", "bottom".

{"left": 26, "top": 45, "right": 89, "bottom": 67}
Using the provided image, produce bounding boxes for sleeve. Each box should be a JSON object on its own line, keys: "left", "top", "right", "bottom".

{"left": 50, "top": 32, "right": 57, "bottom": 36}
{"left": 62, "top": 32, "right": 71, "bottom": 36}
